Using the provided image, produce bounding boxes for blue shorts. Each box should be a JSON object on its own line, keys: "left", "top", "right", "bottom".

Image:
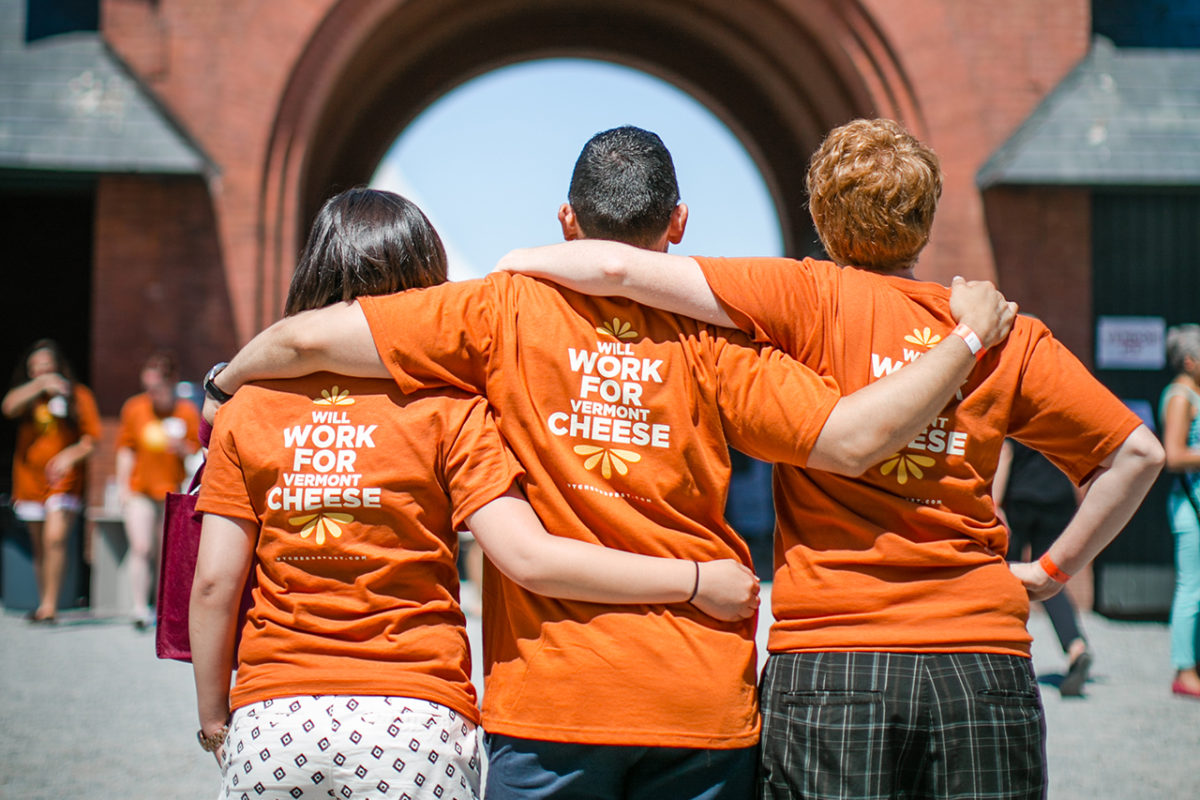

{"left": 484, "top": 733, "right": 756, "bottom": 800}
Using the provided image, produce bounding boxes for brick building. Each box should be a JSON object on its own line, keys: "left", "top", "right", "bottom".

{"left": 2, "top": 0, "right": 1197, "bottom": 611}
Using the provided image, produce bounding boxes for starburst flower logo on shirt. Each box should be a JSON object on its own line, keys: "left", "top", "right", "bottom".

{"left": 314, "top": 386, "right": 354, "bottom": 406}
{"left": 573, "top": 444, "right": 642, "bottom": 479}
{"left": 597, "top": 317, "right": 639, "bottom": 340}
{"left": 288, "top": 512, "right": 354, "bottom": 545}
{"left": 903, "top": 327, "right": 942, "bottom": 348}
{"left": 879, "top": 451, "right": 936, "bottom": 485}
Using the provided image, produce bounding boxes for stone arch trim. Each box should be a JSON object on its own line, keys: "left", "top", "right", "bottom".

{"left": 257, "top": 0, "right": 923, "bottom": 322}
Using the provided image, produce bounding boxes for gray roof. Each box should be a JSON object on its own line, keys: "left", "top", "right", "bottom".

{"left": 0, "top": 0, "right": 212, "bottom": 176}
{"left": 977, "top": 37, "right": 1200, "bottom": 188}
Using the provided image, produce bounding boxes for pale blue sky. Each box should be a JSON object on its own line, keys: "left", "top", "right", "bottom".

{"left": 371, "top": 58, "right": 783, "bottom": 281}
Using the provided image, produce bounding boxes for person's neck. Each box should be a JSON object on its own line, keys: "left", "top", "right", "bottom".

{"left": 846, "top": 263, "right": 916, "bottom": 280}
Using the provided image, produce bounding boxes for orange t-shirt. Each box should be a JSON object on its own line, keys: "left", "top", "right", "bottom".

{"left": 117, "top": 393, "right": 201, "bottom": 500}
{"left": 197, "top": 374, "right": 523, "bottom": 721}
{"left": 12, "top": 384, "right": 101, "bottom": 502}
{"left": 360, "top": 272, "right": 841, "bottom": 749}
{"left": 696, "top": 256, "right": 1143, "bottom": 656}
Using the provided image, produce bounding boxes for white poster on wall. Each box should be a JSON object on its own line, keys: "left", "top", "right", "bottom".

{"left": 1096, "top": 316, "right": 1166, "bottom": 370}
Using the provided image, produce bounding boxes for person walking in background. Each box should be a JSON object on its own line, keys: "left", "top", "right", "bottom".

{"left": 994, "top": 438, "right": 1092, "bottom": 696}
{"left": 117, "top": 350, "right": 201, "bottom": 629}
{"left": 190, "top": 188, "right": 760, "bottom": 800}
{"left": 3, "top": 340, "right": 100, "bottom": 624}
{"left": 1160, "top": 323, "right": 1200, "bottom": 700}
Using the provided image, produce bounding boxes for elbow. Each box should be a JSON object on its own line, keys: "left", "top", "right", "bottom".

{"left": 498, "top": 558, "right": 554, "bottom": 596}
{"left": 1126, "top": 426, "right": 1166, "bottom": 477}
{"left": 190, "top": 571, "right": 239, "bottom": 610}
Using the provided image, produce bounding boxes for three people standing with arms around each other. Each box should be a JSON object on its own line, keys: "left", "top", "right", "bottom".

{"left": 1160, "top": 323, "right": 1200, "bottom": 699}
{"left": 202, "top": 126, "right": 1017, "bottom": 800}
{"left": 3, "top": 340, "right": 100, "bottom": 623}
{"left": 117, "top": 350, "right": 201, "bottom": 629}
{"left": 500, "top": 118, "right": 1164, "bottom": 800}
{"left": 190, "top": 187, "right": 762, "bottom": 800}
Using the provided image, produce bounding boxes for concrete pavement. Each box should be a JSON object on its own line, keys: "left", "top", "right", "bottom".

{"left": 1, "top": 592, "right": 1197, "bottom": 799}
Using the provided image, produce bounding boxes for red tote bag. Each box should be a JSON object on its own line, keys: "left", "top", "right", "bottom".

{"left": 155, "top": 418, "right": 254, "bottom": 661}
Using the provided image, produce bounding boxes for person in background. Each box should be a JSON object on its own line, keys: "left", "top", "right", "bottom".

{"left": 190, "top": 187, "right": 760, "bottom": 800}
{"left": 3, "top": 340, "right": 100, "bottom": 623}
{"left": 1160, "top": 323, "right": 1200, "bottom": 699}
{"left": 994, "top": 438, "right": 1092, "bottom": 696}
{"left": 117, "top": 350, "right": 201, "bottom": 629}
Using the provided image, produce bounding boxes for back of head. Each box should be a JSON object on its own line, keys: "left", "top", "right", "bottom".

{"left": 806, "top": 118, "right": 942, "bottom": 273}
{"left": 286, "top": 188, "right": 448, "bottom": 316}
{"left": 1166, "top": 323, "right": 1200, "bottom": 374}
{"left": 568, "top": 126, "right": 680, "bottom": 248}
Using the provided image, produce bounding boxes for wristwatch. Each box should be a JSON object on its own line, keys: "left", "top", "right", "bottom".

{"left": 197, "top": 724, "right": 228, "bottom": 752}
{"left": 203, "top": 362, "right": 233, "bottom": 403}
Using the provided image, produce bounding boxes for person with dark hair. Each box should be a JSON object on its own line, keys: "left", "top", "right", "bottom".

{"left": 117, "top": 349, "right": 201, "bottom": 629}
{"left": 3, "top": 340, "right": 100, "bottom": 623}
{"left": 566, "top": 126, "right": 681, "bottom": 247}
{"left": 1160, "top": 323, "right": 1200, "bottom": 699}
{"left": 497, "top": 118, "right": 1163, "bottom": 800}
{"left": 188, "top": 187, "right": 763, "bottom": 800}
{"left": 199, "top": 129, "right": 1015, "bottom": 799}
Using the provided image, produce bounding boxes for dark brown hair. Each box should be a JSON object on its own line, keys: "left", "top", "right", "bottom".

{"left": 285, "top": 188, "right": 448, "bottom": 316}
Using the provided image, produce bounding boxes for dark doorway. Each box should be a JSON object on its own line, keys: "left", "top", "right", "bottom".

{"left": 1091, "top": 190, "right": 1200, "bottom": 612}
{"left": 0, "top": 183, "right": 95, "bottom": 496}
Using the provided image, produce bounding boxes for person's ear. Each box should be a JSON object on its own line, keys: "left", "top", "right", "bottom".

{"left": 666, "top": 203, "right": 688, "bottom": 245}
{"left": 559, "top": 203, "right": 585, "bottom": 241}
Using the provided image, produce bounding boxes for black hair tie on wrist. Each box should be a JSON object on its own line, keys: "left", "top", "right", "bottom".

{"left": 686, "top": 561, "right": 700, "bottom": 604}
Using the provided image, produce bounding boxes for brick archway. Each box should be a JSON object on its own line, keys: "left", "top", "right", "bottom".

{"left": 255, "top": 0, "right": 922, "bottom": 325}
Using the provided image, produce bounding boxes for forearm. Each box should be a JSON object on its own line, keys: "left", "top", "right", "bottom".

{"left": 1164, "top": 442, "right": 1200, "bottom": 472}
{"left": 469, "top": 493, "right": 694, "bottom": 603}
{"left": 2, "top": 381, "right": 43, "bottom": 418}
{"left": 497, "top": 241, "right": 732, "bottom": 325}
{"left": 190, "top": 514, "right": 256, "bottom": 731}
{"left": 214, "top": 301, "right": 386, "bottom": 396}
{"left": 808, "top": 335, "right": 975, "bottom": 474}
{"left": 190, "top": 587, "right": 238, "bottom": 730}
{"left": 61, "top": 436, "right": 95, "bottom": 467}
{"left": 1043, "top": 426, "right": 1164, "bottom": 575}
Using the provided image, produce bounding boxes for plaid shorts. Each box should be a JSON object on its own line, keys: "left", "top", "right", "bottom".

{"left": 759, "top": 652, "right": 1046, "bottom": 800}
{"left": 220, "top": 695, "right": 481, "bottom": 800}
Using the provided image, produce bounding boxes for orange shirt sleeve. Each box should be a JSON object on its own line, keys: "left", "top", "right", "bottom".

{"left": 358, "top": 278, "right": 497, "bottom": 396}
{"left": 116, "top": 396, "right": 139, "bottom": 450}
{"left": 695, "top": 256, "right": 825, "bottom": 347}
{"left": 441, "top": 398, "right": 526, "bottom": 531}
{"left": 197, "top": 404, "right": 258, "bottom": 525}
{"left": 1007, "top": 322, "right": 1142, "bottom": 485}
{"left": 74, "top": 385, "right": 101, "bottom": 440}
{"left": 709, "top": 331, "right": 840, "bottom": 467}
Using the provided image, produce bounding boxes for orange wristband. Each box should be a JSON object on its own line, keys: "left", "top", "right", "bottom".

{"left": 951, "top": 323, "right": 987, "bottom": 361}
{"left": 1038, "top": 553, "right": 1071, "bottom": 584}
